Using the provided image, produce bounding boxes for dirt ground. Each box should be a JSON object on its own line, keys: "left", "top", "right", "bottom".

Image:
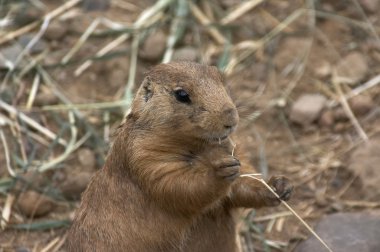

{"left": 1, "top": 0, "right": 380, "bottom": 251}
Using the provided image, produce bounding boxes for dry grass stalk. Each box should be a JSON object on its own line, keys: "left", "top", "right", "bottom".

{"left": 0, "top": 127, "right": 16, "bottom": 177}
{"left": 0, "top": 0, "right": 82, "bottom": 45}
{"left": 0, "top": 194, "right": 15, "bottom": 230}
{"left": 0, "top": 100, "right": 67, "bottom": 146}
{"left": 221, "top": 0, "right": 263, "bottom": 25}
{"left": 188, "top": 1, "right": 226, "bottom": 45}
{"left": 332, "top": 71, "right": 369, "bottom": 142}
{"left": 26, "top": 73, "right": 41, "bottom": 109}
{"left": 75, "top": 0, "right": 169, "bottom": 76}
{"left": 241, "top": 174, "right": 334, "bottom": 252}
{"left": 346, "top": 73, "right": 380, "bottom": 99}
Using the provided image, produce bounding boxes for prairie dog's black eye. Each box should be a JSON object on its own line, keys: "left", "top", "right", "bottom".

{"left": 174, "top": 89, "right": 191, "bottom": 104}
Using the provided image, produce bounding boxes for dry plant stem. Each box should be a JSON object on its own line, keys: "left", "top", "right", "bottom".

{"left": 351, "top": 0, "right": 380, "bottom": 42}
{"left": 0, "top": 100, "right": 67, "bottom": 146}
{"left": 41, "top": 100, "right": 128, "bottom": 111}
{"left": 188, "top": 1, "right": 226, "bottom": 45}
{"left": 241, "top": 174, "right": 334, "bottom": 252}
{"left": 332, "top": 76, "right": 369, "bottom": 142}
{"left": 221, "top": 0, "right": 263, "bottom": 25}
{"left": 62, "top": 17, "right": 125, "bottom": 64}
{"left": 0, "top": 0, "right": 82, "bottom": 45}
{"left": 75, "top": 0, "right": 172, "bottom": 76}
{"left": 75, "top": 33, "right": 130, "bottom": 76}
{"left": 42, "top": 239, "right": 60, "bottom": 252}
{"left": 346, "top": 74, "right": 380, "bottom": 99}
{"left": 0, "top": 194, "right": 15, "bottom": 230}
{"left": 225, "top": 8, "right": 305, "bottom": 74}
{"left": 0, "top": 128, "right": 17, "bottom": 177}
{"left": 163, "top": 0, "right": 188, "bottom": 63}
{"left": 62, "top": 18, "right": 101, "bottom": 64}
{"left": 125, "top": 33, "right": 140, "bottom": 102}
{"left": 38, "top": 111, "right": 79, "bottom": 172}
{"left": 26, "top": 73, "right": 41, "bottom": 109}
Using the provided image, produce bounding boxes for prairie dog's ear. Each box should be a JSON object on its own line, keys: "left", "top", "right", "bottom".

{"left": 142, "top": 77, "right": 153, "bottom": 102}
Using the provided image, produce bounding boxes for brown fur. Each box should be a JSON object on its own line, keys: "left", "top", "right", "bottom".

{"left": 66, "top": 62, "right": 293, "bottom": 252}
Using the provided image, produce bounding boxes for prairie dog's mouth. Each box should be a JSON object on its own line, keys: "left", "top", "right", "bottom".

{"left": 204, "top": 127, "right": 236, "bottom": 143}
{"left": 209, "top": 135, "right": 229, "bottom": 142}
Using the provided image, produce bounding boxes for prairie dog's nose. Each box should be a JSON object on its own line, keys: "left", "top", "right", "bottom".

{"left": 222, "top": 105, "right": 239, "bottom": 129}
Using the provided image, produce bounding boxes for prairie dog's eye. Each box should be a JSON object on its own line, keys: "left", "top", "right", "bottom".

{"left": 174, "top": 89, "right": 191, "bottom": 104}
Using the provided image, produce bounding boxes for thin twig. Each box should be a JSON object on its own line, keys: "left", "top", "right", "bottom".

{"left": 0, "top": 128, "right": 16, "bottom": 177}
{"left": 188, "top": 1, "right": 226, "bottom": 45}
{"left": 346, "top": 74, "right": 380, "bottom": 99}
{"left": 241, "top": 174, "right": 334, "bottom": 252}
{"left": 0, "top": 100, "right": 67, "bottom": 146}
{"left": 332, "top": 71, "right": 369, "bottom": 142}
{"left": 75, "top": 0, "right": 172, "bottom": 76}
{"left": 0, "top": 0, "right": 82, "bottom": 45}
{"left": 1, "top": 194, "right": 15, "bottom": 230}
{"left": 221, "top": 0, "right": 263, "bottom": 25}
{"left": 26, "top": 73, "right": 41, "bottom": 109}
{"left": 38, "top": 111, "right": 77, "bottom": 172}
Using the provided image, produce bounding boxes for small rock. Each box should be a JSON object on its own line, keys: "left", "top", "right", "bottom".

{"left": 44, "top": 21, "right": 68, "bottom": 41}
{"left": 333, "top": 122, "right": 348, "bottom": 132}
{"left": 295, "top": 211, "right": 380, "bottom": 252}
{"left": 82, "top": 0, "right": 110, "bottom": 11}
{"left": 60, "top": 172, "right": 92, "bottom": 200}
{"left": 319, "top": 110, "right": 335, "bottom": 127}
{"left": 34, "top": 91, "right": 59, "bottom": 106}
{"left": 13, "top": 6, "right": 43, "bottom": 27}
{"left": 15, "top": 247, "right": 30, "bottom": 252}
{"left": 314, "top": 60, "right": 331, "bottom": 78}
{"left": 359, "top": 0, "right": 379, "bottom": 12}
{"left": 349, "top": 95, "right": 374, "bottom": 116}
{"left": 289, "top": 94, "right": 327, "bottom": 126}
{"left": 0, "top": 44, "right": 23, "bottom": 69}
{"left": 18, "top": 34, "right": 47, "bottom": 53}
{"left": 334, "top": 107, "right": 349, "bottom": 121}
{"left": 139, "top": 31, "right": 166, "bottom": 61}
{"left": 348, "top": 137, "right": 380, "bottom": 199}
{"left": 220, "top": 0, "right": 241, "bottom": 8}
{"left": 77, "top": 148, "right": 96, "bottom": 171}
{"left": 335, "top": 52, "right": 368, "bottom": 85}
{"left": 17, "top": 191, "right": 56, "bottom": 217}
{"left": 17, "top": 170, "right": 47, "bottom": 190}
{"left": 172, "top": 47, "right": 199, "bottom": 62}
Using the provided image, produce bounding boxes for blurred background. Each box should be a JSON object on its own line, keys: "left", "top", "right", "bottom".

{"left": 0, "top": 0, "right": 380, "bottom": 251}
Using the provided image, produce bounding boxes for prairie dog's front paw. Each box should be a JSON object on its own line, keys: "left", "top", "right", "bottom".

{"left": 213, "top": 156, "right": 240, "bottom": 181}
{"left": 265, "top": 176, "right": 293, "bottom": 206}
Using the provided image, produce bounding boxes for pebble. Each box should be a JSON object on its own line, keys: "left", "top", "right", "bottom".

{"left": 139, "top": 31, "right": 167, "bottom": 61}
{"left": 60, "top": 172, "right": 92, "bottom": 200}
{"left": 77, "top": 148, "right": 97, "bottom": 171}
{"left": 82, "top": 0, "right": 110, "bottom": 11}
{"left": 34, "top": 91, "right": 59, "bottom": 106}
{"left": 319, "top": 110, "right": 335, "bottom": 127}
{"left": 289, "top": 94, "right": 327, "bottom": 126}
{"left": 335, "top": 52, "right": 368, "bottom": 85}
{"left": 17, "top": 191, "right": 56, "bottom": 217}
{"left": 349, "top": 95, "right": 374, "bottom": 116}
{"left": 314, "top": 60, "right": 331, "bottom": 79}
{"left": 359, "top": 0, "right": 379, "bottom": 12}
{"left": 348, "top": 136, "right": 380, "bottom": 199}
{"left": 172, "top": 47, "right": 199, "bottom": 62}
{"left": 295, "top": 211, "right": 380, "bottom": 252}
{"left": 0, "top": 44, "right": 23, "bottom": 69}
{"left": 13, "top": 6, "right": 43, "bottom": 27}
{"left": 44, "top": 21, "right": 68, "bottom": 41}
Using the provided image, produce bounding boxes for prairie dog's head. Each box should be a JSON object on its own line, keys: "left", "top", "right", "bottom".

{"left": 130, "top": 62, "right": 239, "bottom": 142}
